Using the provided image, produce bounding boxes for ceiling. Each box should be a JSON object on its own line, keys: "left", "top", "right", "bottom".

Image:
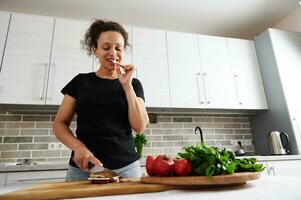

{"left": 0, "top": 0, "right": 300, "bottom": 39}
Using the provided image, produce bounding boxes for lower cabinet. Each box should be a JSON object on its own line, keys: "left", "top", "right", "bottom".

{"left": 0, "top": 170, "right": 67, "bottom": 187}
{"left": 266, "top": 160, "right": 301, "bottom": 176}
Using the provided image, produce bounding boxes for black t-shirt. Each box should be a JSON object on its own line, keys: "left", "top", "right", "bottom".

{"left": 61, "top": 72, "right": 144, "bottom": 169}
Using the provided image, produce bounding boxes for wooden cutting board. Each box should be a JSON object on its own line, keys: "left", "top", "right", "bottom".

{"left": 141, "top": 172, "right": 260, "bottom": 186}
{"left": 0, "top": 179, "right": 177, "bottom": 200}
{"left": 0, "top": 172, "right": 260, "bottom": 200}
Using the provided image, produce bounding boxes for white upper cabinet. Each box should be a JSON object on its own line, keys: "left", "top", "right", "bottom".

{"left": 0, "top": 12, "right": 10, "bottom": 70}
{"left": 198, "top": 35, "right": 237, "bottom": 109}
{"left": 46, "top": 18, "right": 93, "bottom": 105}
{"left": 132, "top": 27, "right": 170, "bottom": 107}
{"left": 227, "top": 38, "right": 268, "bottom": 109}
{"left": 0, "top": 13, "right": 54, "bottom": 104}
{"left": 167, "top": 31, "right": 204, "bottom": 108}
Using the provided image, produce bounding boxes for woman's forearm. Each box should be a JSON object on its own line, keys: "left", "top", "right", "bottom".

{"left": 53, "top": 121, "right": 86, "bottom": 151}
{"left": 123, "top": 85, "right": 149, "bottom": 133}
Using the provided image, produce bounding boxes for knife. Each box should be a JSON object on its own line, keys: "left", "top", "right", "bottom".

{"left": 87, "top": 162, "right": 120, "bottom": 177}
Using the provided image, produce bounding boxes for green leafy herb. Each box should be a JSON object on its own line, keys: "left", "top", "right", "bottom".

{"left": 177, "top": 144, "right": 265, "bottom": 178}
{"left": 134, "top": 133, "right": 147, "bottom": 157}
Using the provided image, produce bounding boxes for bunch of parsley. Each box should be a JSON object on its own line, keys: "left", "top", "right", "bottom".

{"left": 177, "top": 144, "right": 264, "bottom": 177}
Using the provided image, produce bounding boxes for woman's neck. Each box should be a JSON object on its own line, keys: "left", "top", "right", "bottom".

{"left": 95, "top": 66, "right": 118, "bottom": 79}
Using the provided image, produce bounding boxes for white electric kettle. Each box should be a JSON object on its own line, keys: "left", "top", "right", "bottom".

{"left": 268, "top": 131, "right": 290, "bottom": 155}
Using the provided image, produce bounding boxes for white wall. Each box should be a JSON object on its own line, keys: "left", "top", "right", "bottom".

{"left": 274, "top": 8, "right": 301, "bottom": 33}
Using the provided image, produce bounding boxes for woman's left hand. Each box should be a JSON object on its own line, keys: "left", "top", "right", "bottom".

{"left": 116, "top": 64, "right": 135, "bottom": 87}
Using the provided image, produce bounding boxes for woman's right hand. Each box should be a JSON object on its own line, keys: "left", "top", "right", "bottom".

{"left": 73, "top": 146, "right": 102, "bottom": 170}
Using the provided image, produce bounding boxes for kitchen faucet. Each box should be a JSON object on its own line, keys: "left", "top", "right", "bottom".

{"left": 195, "top": 126, "right": 204, "bottom": 144}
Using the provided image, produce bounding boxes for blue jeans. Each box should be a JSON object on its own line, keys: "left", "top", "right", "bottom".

{"left": 65, "top": 160, "right": 141, "bottom": 181}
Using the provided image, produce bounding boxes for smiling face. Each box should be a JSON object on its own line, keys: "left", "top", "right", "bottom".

{"left": 93, "top": 31, "right": 125, "bottom": 71}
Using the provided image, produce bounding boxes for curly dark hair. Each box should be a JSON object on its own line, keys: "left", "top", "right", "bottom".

{"left": 81, "top": 19, "right": 129, "bottom": 55}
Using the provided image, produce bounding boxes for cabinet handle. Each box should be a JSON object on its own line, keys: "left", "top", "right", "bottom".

{"left": 202, "top": 72, "right": 209, "bottom": 104}
{"left": 48, "top": 63, "right": 56, "bottom": 100}
{"left": 268, "top": 166, "right": 275, "bottom": 176}
{"left": 39, "top": 62, "right": 48, "bottom": 100}
{"left": 233, "top": 74, "right": 242, "bottom": 105}
{"left": 196, "top": 73, "right": 204, "bottom": 104}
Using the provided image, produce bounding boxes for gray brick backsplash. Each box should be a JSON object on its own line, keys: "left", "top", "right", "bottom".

{"left": 0, "top": 129, "right": 20, "bottom": 136}
{"left": 152, "top": 141, "right": 174, "bottom": 147}
{"left": 215, "top": 129, "right": 234, "bottom": 134}
{"left": 173, "top": 129, "right": 194, "bottom": 135}
{"left": 151, "top": 129, "right": 173, "bottom": 135}
{"left": 242, "top": 123, "right": 251, "bottom": 128}
{"left": 184, "top": 135, "right": 201, "bottom": 140}
{"left": 1, "top": 151, "right": 31, "bottom": 158}
{"left": 5, "top": 122, "right": 35, "bottom": 128}
{"left": 164, "top": 147, "right": 182, "bottom": 154}
{"left": 163, "top": 135, "right": 183, "bottom": 141}
{"left": 232, "top": 117, "right": 250, "bottom": 123}
{"left": 203, "top": 123, "right": 223, "bottom": 128}
{"left": 146, "top": 136, "right": 162, "bottom": 141}
{"left": 173, "top": 117, "right": 193, "bottom": 122}
{"left": 193, "top": 117, "right": 213, "bottom": 122}
{"left": 32, "top": 150, "right": 60, "bottom": 157}
{"left": 157, "top": 116, "right": 172, "bottom": 123}
{"left": 224, "top": 123, "right": 242, "bottom": 128}
{"left": 61, "top": 150, "right": 72, "bottom": 157}
{"left": 213, "top": 117, "right": 232, "bottom": 123}
{"left": 161, "top": 123, "right": 183, "bottom": 128}
{"left": 23, "top": 115, "right": 50, "bottom": 121}
{"left": 174, "top": 141, "right": 197, "bottom": 147}
{"left": 204, "top": 134, "right": 225, "bottom": 140}
{"left": 34, "top": 136, "right": 58, "bottom": 143}
{"left": 234, "top": 129, "right": 252, "bottom": 134}
{"left": 0, "top": 115, "right": 22, "bottom": 121}
{"left": 0, "top": 144, "right": 18, "bottom": 151}
{"left": 20, "top": 129, "right": 49, "bottom": 135}
{"left": 243, "top": 135, "right": 253, "bottom": 139}
{"left": 18, "top": 143, "right": 48, "bottom": 150}
{"left": 4, "top": 136, "right": 33, "bottom": 143}
{"left": 0, "top": 111, "right": 255, "bottom": 162}
{"left": 143, "top": 148, "right": 163, "bottom": 155}
{"left": 36, "top": 122, "right": 53, "bottom": 128}
{"left": 224, "top": 135, "right": 244, "bottom": 139}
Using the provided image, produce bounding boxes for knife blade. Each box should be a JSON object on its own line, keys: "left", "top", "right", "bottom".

{"left": 87, "top": 162, "right": 120, "bottom": 177}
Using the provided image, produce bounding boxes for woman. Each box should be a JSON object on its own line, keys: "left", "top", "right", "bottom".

{"left": 53, "top": 19, "right": 149, "bottom": 181}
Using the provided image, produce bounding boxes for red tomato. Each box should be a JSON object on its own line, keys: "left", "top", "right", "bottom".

{"left": 174, "top": 159, "right": 193, "bottom": 176}
{"left": 146, "top": 155, "right": 156, "bottom": 176}
{"left": 152, "top": 155, "right": 174, "bottom": 176}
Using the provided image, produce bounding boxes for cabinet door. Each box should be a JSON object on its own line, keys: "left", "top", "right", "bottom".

{"left": 5, "top": 170, "right": 67, "bottom": 186}
{"left": 167, "top": 31, "right": 204, "bottom": 108}
{"left": 227, "top": 38, "right": 268, "bottom": 109}
{"left": 132, "top": 27, "right": 170, "bottom": 107}
{"left": 0, "top": 13, "right": 54, "bottom": 104}
{"left": 198, "top": 35, "right": 236, "bottom": 109}
{"left": 267, "top": 160, "right": 301, "bottom": 176}
{"left": 46, "top": 18, "right": 93, "bottom": 105}
{"left": 0, "top": 12, "right": 10, "bottom": 70}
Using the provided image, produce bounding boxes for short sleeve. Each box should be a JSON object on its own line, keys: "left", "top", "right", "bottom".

{"left": 61, "top": 74, "right": 80, "bottom": 99}
{"left": 132, "top": 78, "right": 145, "bottom": 101}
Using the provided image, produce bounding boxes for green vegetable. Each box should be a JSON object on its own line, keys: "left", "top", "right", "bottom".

{"left": 134, "top": 133, "right": 147, "bottom": 157}
{"left": 177, "top": 144, "right": 265, "bottom": 178}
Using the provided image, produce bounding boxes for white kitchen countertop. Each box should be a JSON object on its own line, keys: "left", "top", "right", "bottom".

{"left": 72, "top": 176, "right": 301, "bottom": 200}
{"left": 0, "top": 176, "right": 300, "bottom": 200}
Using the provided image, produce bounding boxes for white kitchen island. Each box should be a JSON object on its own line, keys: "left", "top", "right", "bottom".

{"left": 0, "top": 175, "right": 300, "bottom": 200}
